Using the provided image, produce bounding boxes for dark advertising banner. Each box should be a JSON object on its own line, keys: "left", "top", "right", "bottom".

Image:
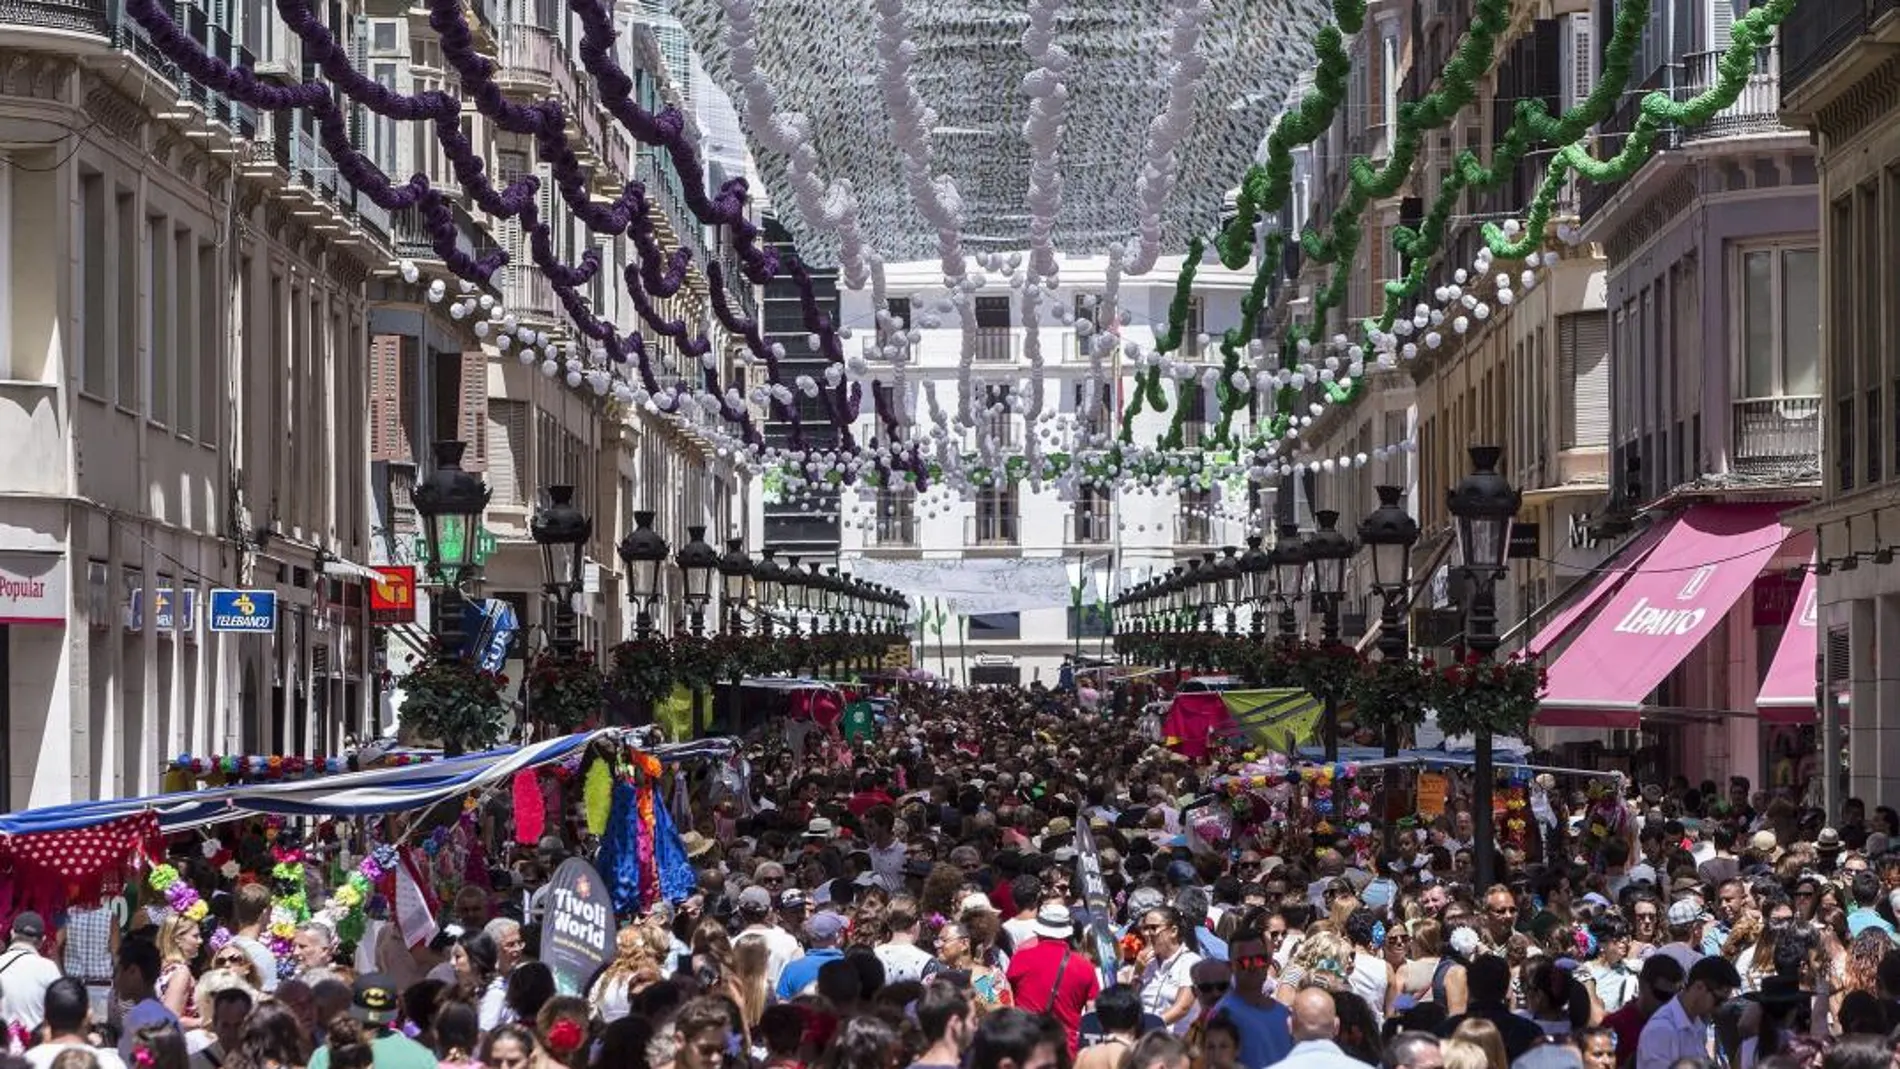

{"left": 540, "top": 858, "right": 615, "bottom": 995}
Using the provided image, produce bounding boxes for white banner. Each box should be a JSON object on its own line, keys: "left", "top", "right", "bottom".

{"left": 847, "top": 558, "right": 1087, "bottom": 614}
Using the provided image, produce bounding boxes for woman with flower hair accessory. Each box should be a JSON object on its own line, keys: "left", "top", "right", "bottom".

{"left": 531, "top": 997, "right": 591, "bottom": 1069}
{"left": 126, "top": 1025, "right": 188, "bottom": 1069}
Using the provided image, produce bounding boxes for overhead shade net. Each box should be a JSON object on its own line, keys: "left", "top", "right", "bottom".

{"left": 1523, "top": 515, "right": 1678, "bottom": 658}
{"left": 1537, "top": 503, "right": 1792, "bottom": 728}
{"left": 1758, "top": 563, "right": 1820, "bottom": 723}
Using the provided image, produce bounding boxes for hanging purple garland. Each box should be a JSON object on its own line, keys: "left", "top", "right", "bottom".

{"left": 128, "top": 0, "right": 865, "bottom": 463}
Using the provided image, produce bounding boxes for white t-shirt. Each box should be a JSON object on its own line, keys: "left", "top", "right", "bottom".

{"left": 874, "top": 941, "right": 934, "bottom": 985}
{"left": 742, "top": 924, "right": 803, "bottom": 989}
{"left": 1139, "top": 947, "right": 1203, "bottom": 1035}
{"left": 28, "top": 1041, "right": 127, "bottom": 1069}
{"left": 1348, "top": 952, "right": 1389, "bottom": 1027}
{"left": 0, "top": 948, "right": 65, "bottom": 1031}
{"left": 867, "top": 841, "right": 907, "bottom": 892}
{"left": 1002, "top": 917, "right": 1040, "bottom": 951}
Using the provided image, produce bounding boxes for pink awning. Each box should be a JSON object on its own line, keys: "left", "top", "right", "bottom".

{"left": 1537, "top": 503, "right": 1791, "bottom": 728}
{"left": 1757, "top": 564, "right": 1818, "bottom": 723}
{"left": 1524, "top": 516, "right": 1679, "bottom": 659}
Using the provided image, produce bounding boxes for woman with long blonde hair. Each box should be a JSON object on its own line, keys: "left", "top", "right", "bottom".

{"left": 156, "top": 914, "right": 205, "bottom": 1030}
{"left": 588, "top": 926, "right": 662, "bottom": 1024}
{"left": 1274, "top": 931, "right": 1352, "bottom": 1005}
{"left": 733, "top": 934, "right": 772, "bottom": 1036}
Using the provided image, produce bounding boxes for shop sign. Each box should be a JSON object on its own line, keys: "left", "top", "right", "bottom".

{"left": 208, "top": 589, "right": 278, "bottom": 633}
{"left": 369, "top": 566, "right": 418, "bottom": 625}
{"left": 0, "top": 552, "right": 67, "bottom": 625}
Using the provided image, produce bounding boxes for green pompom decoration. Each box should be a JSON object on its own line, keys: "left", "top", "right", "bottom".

{"left": 584, "top": 758, "right": 613, "bottom": 837}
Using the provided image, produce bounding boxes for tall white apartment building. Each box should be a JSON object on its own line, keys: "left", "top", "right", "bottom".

{"left": 836, "top": 254, "right": 1262, "bottom": 685}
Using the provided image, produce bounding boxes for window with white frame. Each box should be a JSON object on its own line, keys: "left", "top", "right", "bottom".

{"left": 1738, "top": 243, "right": 1819, "bottom": 400}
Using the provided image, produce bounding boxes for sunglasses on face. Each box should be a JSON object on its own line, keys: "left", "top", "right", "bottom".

{"left": 1196, "top": 981, "right": 1231, "bottom": 995}
{"left": 1650, "top": 985, "right": 1680, "bottom": 1000}
{"left": 1233, "top": 954, "right": 1273, "bottom": 971}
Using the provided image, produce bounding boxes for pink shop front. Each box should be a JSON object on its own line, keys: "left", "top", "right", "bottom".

{"left": 1521, "top": 501, "right": 1824, "bottom": 797}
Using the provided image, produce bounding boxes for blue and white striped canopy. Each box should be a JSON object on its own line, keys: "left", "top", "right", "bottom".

{"left": 0, "top": 731, "right": 735, "bottom": 836}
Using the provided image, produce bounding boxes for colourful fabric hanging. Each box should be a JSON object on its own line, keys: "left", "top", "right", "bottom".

{"left": 597, "top": 779, "right": 643, "bottom": 915}
{"left": 513, "top": 770, "right": 546, "bottom": 845}
{"left": 635, "top": 781, "right": 658, "bottom": 912}
{"left": 650, "top": 786, "right": 699, "bottom": 904}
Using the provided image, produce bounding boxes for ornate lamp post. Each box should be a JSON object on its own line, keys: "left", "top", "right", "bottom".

{"left": 718, "top": 539, "right": 753, "bottom": 637}
{"left": 1213, "top": 547, "right": 1242, "bottom": 637}
{"left": 1359, "top": 484, "right": 1421, "bottom": 761}
{"left": 529, "top": 485, "right": 590, "bottom": 658}
{"left": 752, "top": 549, "right": 782, "bottom": 638}
{"left": 675, "top": 526, "right": 720, "bottom": 637}
{"left": 1446, "top": 445, "right": 1521, "bottom": 893}
{"left": 411, "top": 440, "right": 491, "bottom": 656}
{"left": 1240, "top": 536, "right": 1271, "bottom": 640}
{"left": 1268, "top": 523, "right": 1307, "bottom": 641}
{"left": 781, "top": 556, "right": 804, "bottom": 636}
{"left": 616, "top": 511, "right": 668, "bottom": 640}
{"left": 1304, "top": 510, "right": 1356, "bottom": 760}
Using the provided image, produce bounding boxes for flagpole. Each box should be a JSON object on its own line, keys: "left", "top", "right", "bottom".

{"left": 957, "top": 613, "right": 969, "bottom": 685}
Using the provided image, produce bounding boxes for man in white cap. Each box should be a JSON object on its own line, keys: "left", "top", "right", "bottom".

{"left": 1004, "top": 902, "right": 1099, "bottom": 1053}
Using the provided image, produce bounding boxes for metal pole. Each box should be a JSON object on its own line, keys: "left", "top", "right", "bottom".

{"left": 549, "top": 587, "right": 579, "bottom": 658}
{"left": 1378, "top": 592, "right": 1408, "bottom": 851}
{"left": 1466, "top": 567, "right": 1503, "bottom": 894}
{"left": 1820, "top": 646, "right": 1841, "bottom": 824}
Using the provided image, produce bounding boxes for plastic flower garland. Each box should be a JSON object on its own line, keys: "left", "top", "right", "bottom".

{"left": 146, "top": 864, "right": 232, "bottom": 949}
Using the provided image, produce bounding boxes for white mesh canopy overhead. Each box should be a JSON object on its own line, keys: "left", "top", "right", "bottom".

{"left": 672, "top": 0, "right": 1323, "bottom": 268}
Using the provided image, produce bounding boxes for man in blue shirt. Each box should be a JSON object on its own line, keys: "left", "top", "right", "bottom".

{"left": 1210, "top": 925, "right": 1294, "bottom": 1069}
{"left": 1845, "top": 871, "right": 1898, "bottom": 942}
{"left": 776, "top": 912, "right": 848, "bottom": 999}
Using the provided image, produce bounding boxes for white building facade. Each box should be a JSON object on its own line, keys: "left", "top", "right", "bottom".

{"left": 835, "top": 254, "right": 1262, "bottom": 685}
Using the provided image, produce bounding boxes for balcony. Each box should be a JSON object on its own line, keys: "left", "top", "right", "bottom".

{"left": 0, "top": 0, "right": 109, "bottom": 36}
{"left": 974, "top": 329, "right": 1014, "bottom": 363}
{"left": 1731, "top": 396, "right": 1821, "bottom": 476}
{"left": 868, "top": 510, "right": 918, "bottom": 548}
{"left": 1175, "top": 515, "right": 1214, "bottom": 546}
{"left": 503, "top": 266, "right": 561, "bottom": 325}
{"left": 966, "top": 513, "right": 1020, "bottom": 547}
{"left": 1066, "top": 511, "right": 1114, "bottom": 545}
{"left": 1681, "top": 48, "right": 1789, "bottom": 142}
{"left": 1782, "top": 0, "right": 1900, "bottom": 99}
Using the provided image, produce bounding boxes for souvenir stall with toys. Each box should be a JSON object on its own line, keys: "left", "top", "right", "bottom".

{"left": 0, "top": 728, "right": 742, "bottom": 987}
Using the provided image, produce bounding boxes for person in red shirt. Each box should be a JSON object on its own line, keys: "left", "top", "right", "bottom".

{"left": 1005, "top": 903, "right": 1100, "bottom": 1053}
{"left": 1601, "top": 954, "right": 1684, "bottom": 1068}
{"left": 847, "top": 771, "right": 897, "bottom": 818}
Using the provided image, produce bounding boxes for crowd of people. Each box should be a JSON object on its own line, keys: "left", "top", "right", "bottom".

{"left": 0, "top": 682, "right": 1887, "bottom": 1069}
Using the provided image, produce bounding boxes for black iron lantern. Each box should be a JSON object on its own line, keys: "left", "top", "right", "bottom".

{"left": 1269, "top": 522, "right": 1308, "bottom": 603}
{"left": 1447, "top": 445, "right": 1520, "bottom": 571}
{"left": 676, "top": 525, "right": 720, "bottom": 614}
{"left": 616, "top": 510, "right": 669, "bottom": 612}
{"left": 530, "top": 485, "right": 591, "bottom": 594}
{"left": 1304, "top": 511, "right": 1356, "bottom": 601}
{"left": 1358, "top": 485, "right": 1420, "bottom": 593}
{"left": 411, "top": 440, "right": 492, "bottom": 583}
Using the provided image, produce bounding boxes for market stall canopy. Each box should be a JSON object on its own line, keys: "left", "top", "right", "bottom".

{"left": 1536, "top": 503, "right": 1794, "bottom": 728}
{"left": 672, "top": 0, "right": 1322, "bottom": 265}
{"left": 1757, "top": 563, "right": 1821, "bottom": 723}
{"left": 0, "top": 730, "right": 733, "bottom": 835}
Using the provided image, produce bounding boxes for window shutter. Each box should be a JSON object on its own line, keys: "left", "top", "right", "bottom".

{"left": 486, "top": 399, "right": 529, "bottom": 504}
{"left": 370, "top": 334, "right": 402, "bottom": 461}
{"left": 1562, "top": 311, "right": 1610, "bottom": 448}
{"left": 1561, "top": 14, "right": 1595, "bottom": 113}
{"left": 397, "top": 335, "right": 420, "bottom": 464}
{"left": 459, "top": 349, "right": 487, "bottom": 470}
{"left": 1706, "top": 0, "right": 1737, "bottom": 55}
{"left": 1826, "top": 624, "right": 1850, "bottom": 686}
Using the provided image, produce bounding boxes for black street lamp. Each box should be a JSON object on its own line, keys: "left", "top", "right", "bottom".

{"left": 1359, "top": 485, "right": 1420, "bottom": 665}
{"left": 1240, "top": 536, "right": 1271, "bottom": 640}
{"left": 753, "top": 550, "right": 782, "bottom": 637}
{"left": 530, "top": 485, "right": 591, "bottom": 658}
{"left": 616, "top": 510, "right": 668, "bottom": 640}
{"left": 1268, "top": 523, "right": 1307, "bottom": 641}
{"left": 1214, "top": 547, "right": 1242, "bottom": 637}
{"left": 719, "top": 539, "right": 753, "bottom": 637}
{"left": 781, "top": 556, "right": 805, "bottom": 636}
{"left": 411, "top": 440, "right": 491, "bottom": 657}
{"left": 1446, "top": 444, "right": 1521, "bottom": 893}
{"left": 1304, "top": 509, "right": 1356, "bottom": 761}
{"left": 676, "top": 526, "right": 720, "bottom": 636}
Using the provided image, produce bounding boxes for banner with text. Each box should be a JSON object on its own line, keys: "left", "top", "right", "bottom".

{"left": 540, "top": 858, "right": 616, "bottom": 996}
{"left": 848, "top": 558, "right": 1092, "bottom": 615}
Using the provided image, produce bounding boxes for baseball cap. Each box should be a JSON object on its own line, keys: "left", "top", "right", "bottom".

{"left": 738, "top": 886, "right": 773, "bottom": 914}
{"left": 349, "top": 974, "right": 399, "bottom": 1025}
{"left": 10, "top": 912, "right": 44, "bottom": 942}
{"left": 805, "top": 911, "right": 848, "bottom": 942}
{"left": 779, "top": 888, "right": 807, "bottom": 910}
{"left": 1627, "top": 863, "right": 1659, "bottom": 886}
{"left": 1666, "top": 899, "right": 1711, "bottom": 926}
